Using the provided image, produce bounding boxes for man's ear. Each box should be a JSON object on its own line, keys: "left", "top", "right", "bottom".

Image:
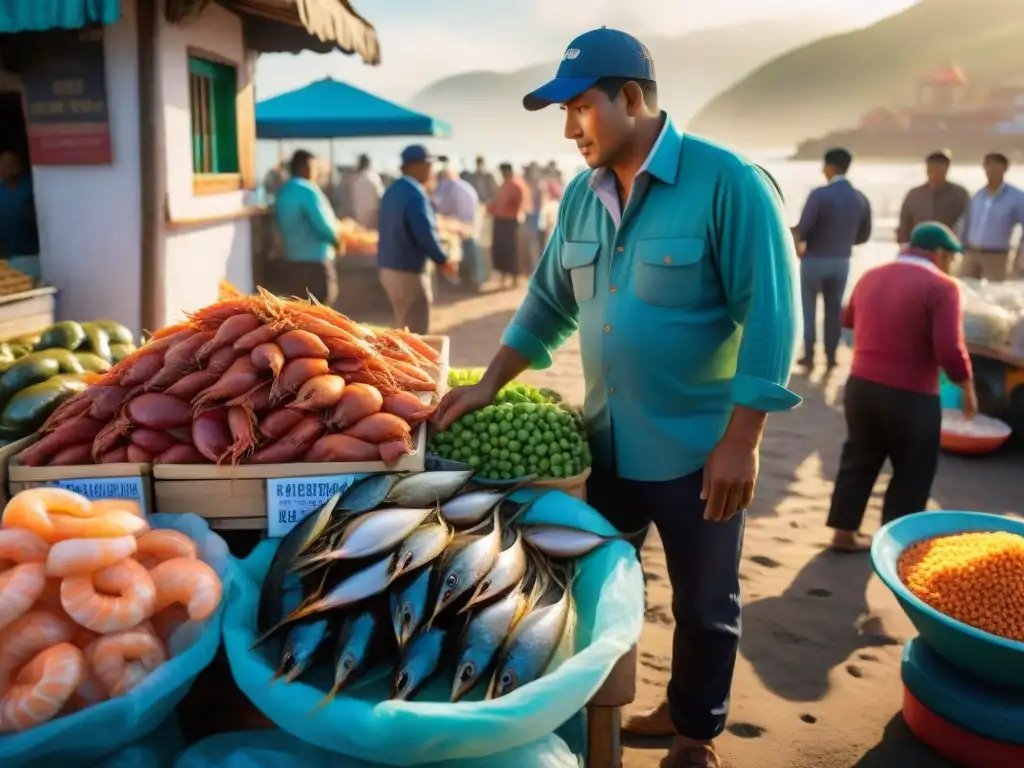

{"left": 621, "top": 81, "right": 645, "bottom": 116}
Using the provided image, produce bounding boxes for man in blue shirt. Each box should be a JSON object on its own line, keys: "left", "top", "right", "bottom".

{"left": 792, "top": 148, "right": 872, "bottom": 372}
{"left": 435, "top": 164, "right": 484, "bottom": 289}
{"left": 377, "top": 145, "right": 456, "bottom": 333}
{"left": 0, "top": 151, "right": 39, "bottom": 258}
{"left": 274, "top": 150, "right": 343, "bottom": 306}
{"left": 959, "top": 152, "right": 1024, "bottom": 282}
{"left": 434, "top": 28, "right": 800, "bottom": 768}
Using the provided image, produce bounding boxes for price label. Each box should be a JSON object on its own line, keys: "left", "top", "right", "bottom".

{"left": 29, "top": 476, "right": 147, "bottom": 514}
{"left": 266, "top": 475, "right": 364, "bottom": 538}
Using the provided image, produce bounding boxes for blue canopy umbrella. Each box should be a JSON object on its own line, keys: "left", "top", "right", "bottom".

{"left": 256, "top": 77, "right": 451, "bottom": 139}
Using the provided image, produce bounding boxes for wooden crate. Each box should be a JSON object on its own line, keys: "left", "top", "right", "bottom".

{"left": 153, "top": 335, "right": 449, "bottom": 528}
{"left": 0, "top": 261, "right": 35, "bottom": 297}
{"left": 0, "top": 286, "right": 57, "bottom": 340}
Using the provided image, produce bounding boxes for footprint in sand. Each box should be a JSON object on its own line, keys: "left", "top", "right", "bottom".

{"left": 806, "top": 587, "right": 832, "bottom": 598}
{"left": 846, "top": 664, "right": 864, "bottom": 679}
{"left": 727, "top": 723, "right": 767, "bottom": 739}
{"left": 858, "top": 653, "right": 878, "bottom": 662}
{"left": 789, "top": 521, "right": 802, "bottom": 529}
{"left": 772, "top": 536, "right": 794, "bottom": 544}
{"left": 645, "top": 606, "right": 673, "bottom": 626}
{"left": 800, "top": 714, "right": 818, "bottom": 724}
{"left": 747, "top": 555, "right": 781, "bottom": 569}
{"left": 644, "top": 571, "right": 664, "bottom": 583}
{"left": 640, "top": 654, "right": 671, "bottom": 674}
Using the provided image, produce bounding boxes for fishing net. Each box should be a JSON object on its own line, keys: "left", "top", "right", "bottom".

{"left": 0, "top": 515, "right": 231, "bottom": 768}
{"left": 222, "top": 489, "right": 645, "bottom": 766}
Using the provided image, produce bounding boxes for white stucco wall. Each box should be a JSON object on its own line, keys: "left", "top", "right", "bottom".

{"left": 31, "top": 0, "right": 142, "bottom": 332}
{"left": 157, "top": 2, "right": 254, "bottom": 328}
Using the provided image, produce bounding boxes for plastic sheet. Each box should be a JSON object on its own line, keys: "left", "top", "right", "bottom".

{"left": 0, "top": 514, "right": 231, "bottom": 768}
{"left": 223, "top": 489, "right": 644, "bottom": 766}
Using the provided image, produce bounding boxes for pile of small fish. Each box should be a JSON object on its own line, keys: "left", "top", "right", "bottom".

{"left": 254, "top": 469, "right": 627, "bottom": 706}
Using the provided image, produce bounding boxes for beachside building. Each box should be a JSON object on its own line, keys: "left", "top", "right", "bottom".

{"left": 0, "top": 0, "right": 379, "bottom": 334}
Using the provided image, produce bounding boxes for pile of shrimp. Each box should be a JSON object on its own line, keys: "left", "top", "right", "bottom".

{"left": 22, "top": 289, "right": 442, "bottom": 468}
{"left": 0, "top": 488, "right": 223, "bottom": 733}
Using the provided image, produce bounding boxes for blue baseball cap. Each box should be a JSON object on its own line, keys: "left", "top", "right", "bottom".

{"left": 523, "top": 27, "right": 655, "bottom": 111}
{"left": 400, "top": 144, "right": 433, "bottom": 165}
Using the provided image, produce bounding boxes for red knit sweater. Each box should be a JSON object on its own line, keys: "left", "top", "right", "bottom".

{"left": 843, "top": 256, "right": 972, "bottom": 395}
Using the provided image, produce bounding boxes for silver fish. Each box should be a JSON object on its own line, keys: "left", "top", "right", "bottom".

{"left": 392, "top": 520, "right": 452, "bottom": 577}
{"left": 430, "top": 509, "right": 502, "bottom": 621}
{"left": 487, "top": 580, "right": 575, "bottom": 699}
{"left": 287, "top": 554, "right": 397, "bottom": 622}
{"left": 520, "top": 524, "right": 629, "bottom": 559}
{"left": 315, "top": 609, "right": 388, "bottom": 710}
{"left": 392, "top": 626, "right": 448, "bottom": 701}
{"left": 295, "top": 507, "right": 435, "bottom": 569}
{"left": 459, "top": 531, "right": 527, "bottom": 614}
{"left": 390, "top": 566, "right": 434, "bottom": 649}
{"left": 439, "top": 481, "right": 529, "bottom": 528}
{"left": 338, "top": 473, "right": 402, "bottom": 514}
{"left": 386, "top": 470, "right": 474, "bottom": 507}
{"left": 451, "top": 583, "right": 529, "bottom": 702}
{"left": 277, "top": 617, "right": 332, "bottom": 683}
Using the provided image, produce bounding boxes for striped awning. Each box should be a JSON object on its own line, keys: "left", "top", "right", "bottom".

{"left": 0, "top": 0, "right": 122, "bottom": 34}
{"left": 217, "top": 0, "right": 380, "bottom": 63}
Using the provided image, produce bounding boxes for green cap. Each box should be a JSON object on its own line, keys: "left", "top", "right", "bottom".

{"left": 909, "top": 222, "right": 963, "bottom": 253}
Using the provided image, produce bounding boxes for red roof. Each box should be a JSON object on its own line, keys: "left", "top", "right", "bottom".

{"left": 921, "top": 64, "right": 967, "bottom": 86}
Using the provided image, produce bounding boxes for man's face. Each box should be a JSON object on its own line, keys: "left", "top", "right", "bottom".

{"left": 562, "top": 87, "right": 632, "bottom": 169}
{"left": 984, "top": 158, "right": 1006, "bottom": 187}
{"left": 500, "top": 167, "right": 513, "bottom": 181}
{"left": 935, "top": 248, "right": 957, "bottom": 275}
{"left": 476, "top": 158, "right": 485, "bottom": 172}
{"left": 926, "top": 160, "right": 949, "bottom": 185}
{"left": 407, "top": 160, "right": 433, "bottom": 185}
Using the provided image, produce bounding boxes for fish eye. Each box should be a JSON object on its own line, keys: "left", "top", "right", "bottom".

{"left": 400, "top": 607, "right": 413, "bottom": 626}
{"left": 500, "top": 671, "right": 515, "bottom": 689}
{"left": 446, "top": 573, "right": 459, "bottom": 587}
{"left": 395, "top": 671, "right": 408, "bottom": 689}
{"left": 459, "top": 663, "right": 475, "bottom": 681}
{"left": 341, "top": 656, "right": 354, "bottom": 671}
{"left": 479, "top": 579, "right": 491, "bottom": 592}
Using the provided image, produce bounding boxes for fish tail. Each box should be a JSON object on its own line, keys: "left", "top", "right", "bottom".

{"left": 502, "top": 490, "right": 549, "bottom": 528}
{"left": 622, "top": 524, "right": 649, "bottom": 543}
{"left": 310, "top": 682, "right": 342, "bottom": 714}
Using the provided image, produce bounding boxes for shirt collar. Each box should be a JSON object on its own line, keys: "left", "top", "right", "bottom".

{"left": 897, "top": 249, "right": 941, "bottom": 273}
{"left": 830, "top": 174, "right": 847, "bottom": 184}
{"left": 588, "top": 113, "right": 682, "bottom": 192}
{"left": 402, "top": 174, "right": 426, "bottom": 194}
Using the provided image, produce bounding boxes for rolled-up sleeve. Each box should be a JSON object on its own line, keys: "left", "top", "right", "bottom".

{"left": 715, "top": 164, "right": 803, "bottom": 412}
{"left": 499, "top": 204, "right": 578, "bottom": 369}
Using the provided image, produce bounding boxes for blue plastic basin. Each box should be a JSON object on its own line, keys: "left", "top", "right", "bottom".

{"left": 872, "top": 511, "right": 1024, "bottom": 689}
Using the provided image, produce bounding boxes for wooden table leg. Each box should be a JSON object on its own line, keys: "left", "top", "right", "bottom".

{"left": 586, "top": 705, "right": 622, "bottom": 768}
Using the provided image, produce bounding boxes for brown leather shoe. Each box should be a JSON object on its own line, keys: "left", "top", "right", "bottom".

{"left": 623, "top": 699, "right": 675, "bottom": 737}
{"left": 661, "top": 743, "right": 722, "bottom": 768}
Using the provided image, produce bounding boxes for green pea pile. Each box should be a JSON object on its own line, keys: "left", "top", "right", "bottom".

{"left": 430, "top": 371, "right": 590, "bottom": 480}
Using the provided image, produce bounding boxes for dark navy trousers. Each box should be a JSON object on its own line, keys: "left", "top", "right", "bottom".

{"left": 586, "top": 467, "right": 745, "bottom": 741}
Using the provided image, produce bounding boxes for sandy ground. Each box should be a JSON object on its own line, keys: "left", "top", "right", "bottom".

{"left": 423, "top": 283, "right": 1023, "bottom": 768}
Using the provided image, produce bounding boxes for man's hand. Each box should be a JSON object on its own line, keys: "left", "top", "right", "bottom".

{"left": 440, "top": 260, "right": 459, "bottom": 278}
{"left": 701, "top": 437, "right": 759, "bottom": 522}
{"left": 433, "top": 383, "right": 494, "bottom": 431}
{"left": 961, "top": 380, "right": 978, "bottom": 421}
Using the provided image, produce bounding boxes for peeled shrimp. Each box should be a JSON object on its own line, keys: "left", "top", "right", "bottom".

{"left": 149, "top": 604, "right": 190, "bottom": 644}
{"left": 89, "top": 498, "right": 145, "bottom": 519}
{"left": 149, "top": 557, "right": 222, "bottom": 621}
{"left": 0, "top": 610, "right": 76, "bottom": 689}
{"left": 0, "top": 563, "right": 46, "bottom": 631}
{"left": 136, "top": 530, "right": 197, "bottom": 569}
{"left": 0, "top": 643, "right": 85, "bottom": 732}
{"left": 46, "top": 535, "right": 138, "bottom": 578}
{"left": 88, "top": 629, "right": 167, "bottom": 697}
{"left": 2, "top": 488, "right": 147, "bottom": 543}
{"left": 61, "top": 558, "right": 156, "bottom": 633}
{"left": 0, "top": 528, "right": 50, "bottom": 564}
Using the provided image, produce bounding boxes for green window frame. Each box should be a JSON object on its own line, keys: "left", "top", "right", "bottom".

{"left": 188, "top": 56, "right": 239, "bottom": 175}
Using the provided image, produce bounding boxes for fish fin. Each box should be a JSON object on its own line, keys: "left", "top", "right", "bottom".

{"left": 502, "top": 489, "right": 549, "bottom": 528}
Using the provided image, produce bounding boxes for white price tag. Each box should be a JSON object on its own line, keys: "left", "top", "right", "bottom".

{"left": 32, "top": 476, "right": 147, "bottom": 514}
{"left": 266, "top": 475, "right": 364, "bottom": 538}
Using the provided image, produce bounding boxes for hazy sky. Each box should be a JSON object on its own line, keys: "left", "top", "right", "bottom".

{"left": 256, "top": 0, "right": 918, "bottom": 102}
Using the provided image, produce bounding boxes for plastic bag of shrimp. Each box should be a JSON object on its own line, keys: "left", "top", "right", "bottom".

{"left": 222, "top": 482, "right": 645, "bottom": 766}
{"left": 174, "top": 726, "right": 578, "bottom": 768}
{"left": 0, "top": 506, "right": 232, "bottom": 768}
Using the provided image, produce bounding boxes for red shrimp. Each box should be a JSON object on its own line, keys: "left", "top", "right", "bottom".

{"left": 343, "top": 412, "right": 411, "bottom": 445}
{"left": 275, "top": 330, "right": 329, "bottom": 359}
{"left": 288, "top": 375, "right": 345, "bottom": 411}
{"left": 130, "top": 428, "right": 178, "bottom": 455}
{"left": 322, "top": 335, "right": 374, "bottom": 361}
{"left": 146, "top": 322, "right": 192, "bottom": 341}
{"left": 227, "top": 406, "right": 258, "bottom": 463}
{"left": 227, "top": 381, "right": 272, "bottom": 413}
{"left": 39, "top": 396, "right": 92, "bottom": 433}
{"left": 126, "top": 444, "right": 153, "bottom": 463}
{"left": 284, "top": 304, "right": 367, "bottom": 339}
{"left": 205, "top": 345, "right": 242, "bottom": 375}
{"left": 247, "top": 417, "right": 324, "bottom": 464}
{"left": 187, "top": 298, "right": 254, "bottom": 325}
{"left": 118, "top": 351, "right": 167, "bottom": 388}
{"left": 164, "top": 371, "right": 219, "bottom": 400}
{"left": 328, "top": 358, "right": 364, "bottom": 374}
{"left": 379, "top": 438, "right": 414, "bottom": 465}
{"left": 153, "top": 444, "right": 207, "bottom": 464}
{"left": 191, "top": 357, "right": 263, "bottom": 413}
{"left": 127, "top": 393, "right": 193, "bottom": 429}
{"left": 19, "top": 417, "right": 105, "bottom": 466}
{"left": 196, "top": 313, "right": 262, "bottom": 360}
{"left": 305, "top": 434, "right": 380, "bottom": 463}
{"left": 144, "top": 331, "right": 215, "bottom": 390}
{"left": 388, "top": 359, "right": 434, "bottom": 386}
{"left": 49, "top": 443, "right": 95, "bottom": 466}
{"left": 257, "top": 408, "right": 304, "bottom": 440}
{"left": 390, "top": 329, "right": 441, "bottom": 363}
{"left": 165, "top": 426, "right": 193, "bottom": 445}
{"left": 272, "top": 358, "right": 330, "bottom": 402}
{"left": 97, "top": 446, "right": 129, "bottom": 464}
{"left": 328, "top": 383, "right": 383, "bottom": 429}
{"left": 138, "top": 328, "right": 196, "bottom": 353}
{"left": 92, "top": 420, "right": 132, "bottom": 462}
{"left": 233, "top": 324, "right": 278, "bottom": 351}
{"left": 382, "top": 392, "right": 436, "bottom": 426}
{"left": 191, "top": 409, "right": 231, "bottom": 463}
{"left": 251, "top": 343, "right": 284, "bottom": 379}
{"left": 89, "top": 386, "right": 132, "bottom": 421}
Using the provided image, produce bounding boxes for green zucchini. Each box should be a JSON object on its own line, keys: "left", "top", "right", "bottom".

{"left": 7, "top": 333, "right": 41, "bottom": 347}
{"left": 8, "top": 344, "right": 33, "bottom": 358}
{"left": 0, "top": 357, "right": 61, "bottom": 409}
{"left": 74, "top": 351, "right": 112, "bottom": 373}
{"left": 80, "top": 322, "right": 112, "bottom": 361}
{"left": 36, "top": 321, "right": 87, "bottom": 351}
{"left": 1, "top": 378, "right": 77, "bottom": 433}
{"left": 50, "top": 373, "right": 92, "bottom": 392}
{"left": 94, "top": 319, "right": 134, "bottom": 346}
{"left": 109, "top": 343, "right": 135, "bottom": 363}
{"left": 15, "top": 348, "right": 85, "bottom": 375}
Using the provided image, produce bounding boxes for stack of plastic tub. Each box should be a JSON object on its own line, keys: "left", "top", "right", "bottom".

{"left": 872, "top": 511, "right": 1024, "bottom": 767}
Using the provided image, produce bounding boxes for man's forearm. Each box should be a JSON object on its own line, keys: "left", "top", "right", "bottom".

{"left": 479, "top": 345, "right": 531, "bottom": 398}
{"left": 723, "top": 405, "right": 768, "bottom": 449}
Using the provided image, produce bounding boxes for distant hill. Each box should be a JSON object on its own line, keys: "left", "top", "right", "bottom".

{"left": 688, "top": 0, "right": 1024, "bottom": 148}
{"left": 409, "top": 14, "right": 864, "bottom": 154}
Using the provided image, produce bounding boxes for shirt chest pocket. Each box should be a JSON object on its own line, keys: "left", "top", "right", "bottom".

{"left": 560, "top": 241, "right": 600, "bottom": 303}
{"left": 633, "top": 237, "right": 707, "bottom": 307}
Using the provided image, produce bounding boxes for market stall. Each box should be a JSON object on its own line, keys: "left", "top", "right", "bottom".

{"left": 0, "top": 291, "right": 642, "bottom": 767}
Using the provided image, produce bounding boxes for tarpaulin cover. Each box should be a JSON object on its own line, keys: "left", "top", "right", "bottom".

{"left": 0, "top": 514, "right": 231, "bottom": 767}
{"left": 223, "top": 489, "right": 644, "bottom": 766}
{"left": 0, "top": 0, "right": 121, "bottom": 33}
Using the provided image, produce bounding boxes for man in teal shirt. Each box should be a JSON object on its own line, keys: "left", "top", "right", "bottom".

{"left": 435, "top": 28, "right": 800, "bottom": 768}
{"left": 274, "top": 150, "right": 344, "bottom": 306}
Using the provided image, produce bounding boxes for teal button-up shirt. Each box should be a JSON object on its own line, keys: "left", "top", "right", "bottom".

{"left": 275, "top": 178, "right": 339, "bottom": 263}
{"left": 501, "top": 117, "right": 802, "bottom": 481}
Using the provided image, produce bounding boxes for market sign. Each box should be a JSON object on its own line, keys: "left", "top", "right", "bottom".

{"left": 266, "top": 475, "right": 365, "bottom": 538}
{"left": 24, "top": 476, "right": 148, "bottom": 514}
{"left": 22, "top": 27, "right": 112, "bottom": 165}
